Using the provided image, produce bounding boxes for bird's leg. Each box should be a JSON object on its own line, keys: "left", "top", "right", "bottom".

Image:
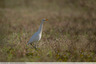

{"left": 32, "top": 43, "right": 37, "bottom": 50}
{"left": 30, "top": 43, "right": 37, "bottom": 50}
{"left": 30, "top": 43, "right": 32, "bottom": 45}
{"left": 33, "top": 44, "right": 37, "bottom": 50}
{"left": 29, "top": 43, "right": 33, "bottom": 48}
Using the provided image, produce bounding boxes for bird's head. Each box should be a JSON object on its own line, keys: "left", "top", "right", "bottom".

{"left": 42, "top": 19, "right": 48, "bottom": 22}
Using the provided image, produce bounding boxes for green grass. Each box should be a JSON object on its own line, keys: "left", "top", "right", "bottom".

{"left": 0, "top": 0, "right": 96, "bottom": 62}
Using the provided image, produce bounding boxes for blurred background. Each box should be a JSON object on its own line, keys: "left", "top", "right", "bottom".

{"left": 0, "top": 0, "right": 96, "bottom": 62}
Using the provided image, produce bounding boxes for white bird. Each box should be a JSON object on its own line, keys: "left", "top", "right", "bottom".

{"left": 27, "top": 19, "right": 48, "bottom": 45}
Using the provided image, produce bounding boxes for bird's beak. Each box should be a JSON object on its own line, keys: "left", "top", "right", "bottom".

{"left": 45, "top": 19, "right": 48, "bottom": 21}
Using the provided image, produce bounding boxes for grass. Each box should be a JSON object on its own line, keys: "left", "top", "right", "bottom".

{"left": 0, "top": 0, "right": 96, "bottom": 62}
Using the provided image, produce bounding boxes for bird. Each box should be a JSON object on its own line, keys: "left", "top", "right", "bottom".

{"left": 27, "top": 19, "right": 48, "bottom": 47}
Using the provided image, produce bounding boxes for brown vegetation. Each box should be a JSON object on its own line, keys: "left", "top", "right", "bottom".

{"left": 0, "top": 0, "right": 96, "bottom": 62}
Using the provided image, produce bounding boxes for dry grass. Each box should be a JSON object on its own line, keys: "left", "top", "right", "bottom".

{"left": 0, "top": 0, "right": 96, "bottom": 62}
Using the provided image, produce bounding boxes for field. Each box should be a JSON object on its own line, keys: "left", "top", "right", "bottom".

{"left": 0, "top": 0, "right": 96, "bottom": 62}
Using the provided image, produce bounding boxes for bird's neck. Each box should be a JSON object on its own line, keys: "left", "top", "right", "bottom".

{"left": 37, "top": 21, "right": 44, "bottom": 34}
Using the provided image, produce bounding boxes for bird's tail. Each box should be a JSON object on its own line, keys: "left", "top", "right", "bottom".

{"left": 27, "top": 39, "right": 31, "bottom": 45}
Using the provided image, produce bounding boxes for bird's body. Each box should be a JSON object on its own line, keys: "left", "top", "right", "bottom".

{"left": 27, "top": 19, "right": 48, "bottom": 45}
{"left": 27, "top": 31, "right": 41, "bottom": 44}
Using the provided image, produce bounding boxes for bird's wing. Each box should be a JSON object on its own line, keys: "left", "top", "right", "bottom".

{"left": 27, "top": 32, "right": 38, "bottom": 44}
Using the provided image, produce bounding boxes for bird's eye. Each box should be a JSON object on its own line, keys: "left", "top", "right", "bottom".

{"left": 46, "top": 19, "right": 48, "bottom": 21}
